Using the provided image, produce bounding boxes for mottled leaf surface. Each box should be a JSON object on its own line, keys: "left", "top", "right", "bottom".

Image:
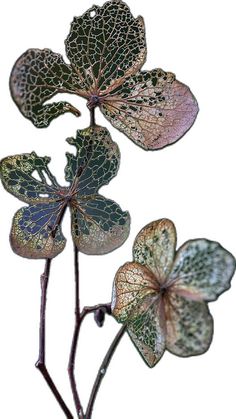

{"left": 65, "top": 126, "right": 120, "bottom": 194}
{"left": 65, "top": 0, "right": 146, "bottom": 93}
{"left": 71, "top": 195, "right": 130, "bottom": 255}
{"left": 0, "top": 152, "right": 59, "bottom": 203}
{"left": 112, "top": 262, "right": 159, "bottom": 322}
{"left": 128, "top": 295, "right": 165, "bottom": 367}
{"left": 112, "top": 218, "right": 235, "bottom": 366}
{"left": 133, "top": 219, "right": 176, "bottom": 282}
{"left": 101, "top": 69, "right": 198, "bottom": 149}
{"left": 165, "top": 294, "right": 213, "bottom": 357}
{"left": 0, "top": 126, "right": 130, "bottom": 258}
{"left": 10, "top": 1, "right": 198, "bottom": 150}
{"left": 169, "top": 239, "right": 236, "bottom": 301}
{"left": 10, "top": 49, "right": 83, "bottom": 127}
{"left": 112, "top": 261, "right": 164, "bottom": 366}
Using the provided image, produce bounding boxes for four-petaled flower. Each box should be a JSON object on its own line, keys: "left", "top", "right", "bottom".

{"left": 0, "top": 126, "right": 130, "bottom": 259}
{"left": 10, "top": 0, "right": 198, "bottom": 150}
{"left": 112, "top": 219, "right": 235, "bottom": 367}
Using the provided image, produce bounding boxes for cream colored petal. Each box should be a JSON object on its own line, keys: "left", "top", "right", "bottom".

{"left": 112, "top": 262, "right": 159, "bottom": 323}
{"left": 133, "top": 219, "right": 176, "bottom": 282}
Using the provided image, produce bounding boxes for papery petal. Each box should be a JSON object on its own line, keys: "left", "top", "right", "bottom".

{"left": 65, "top": 126, "right": 120, "bottom": 194}
{"left": 0, "top": 152, "right": 59, "bottom": 204}
{"left": 65, "top": 0, "right": 146, "bottom": 94}
{"left": 10, "top": 49, "right": 83, "bottom": 127}
{"left": 128, "top": 295, "right": 166, "bottom": 367}
{"left": 165, "top": 293, "right": 213, "bottom": 357}
{"left": 10, "top": 203, "right": 66, "bottom": 259}
{"left": 112, "top": 261, "right": 159, "bottom": 322}
{"left": 71, "top": 195, "right": 130, "bottom": 254}
{"left": 169, "top": 239, "right": 236, "bottom": 301}
{"left": 101, "top": 69, "right": 198, "bottom": 150}
{"left": 133, "top": 219, "right": 176, "bottom": 282}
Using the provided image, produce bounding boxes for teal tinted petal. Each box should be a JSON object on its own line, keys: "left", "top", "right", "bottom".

{"left": 165, "top": 293, "right": 213, "bottom": 357}
{"left": 169, "top": 239, "right": 236, "bottom": 301}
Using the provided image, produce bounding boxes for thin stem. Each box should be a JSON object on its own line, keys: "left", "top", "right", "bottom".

{"left": 35, "top": 258, "right": 74, "bottom": 419}
{"left": 68, "top": 246, "right": 84, "bottom": 418}
{"left": 85, "top": 325, "right": 126, "bottom": 419}
{"left": 90, "top": 108, "right": 96, "bottom": 127}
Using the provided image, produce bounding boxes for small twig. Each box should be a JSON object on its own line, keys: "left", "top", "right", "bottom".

{"left": 85, "top": 325, "right": 126, "bottom": 419}
{"left": 35, "top": 258, "right": 74, "bottom": 419}
{"left": 80, "top": 303, "right": 111, "bottom": 323}
{"left": 68, "top": 246, "right": 84, "bottom": 418}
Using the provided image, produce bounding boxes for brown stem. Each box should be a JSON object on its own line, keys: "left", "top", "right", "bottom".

{"left": 68, "top": 246, "right": 84, "bottom": 418}
{"left": 90, "top": 108, "right": 96, "bottom": 127}
{"left": 35, "top": 258, "right": 74, "bottom": 419}
{"left": 85, "top": 325, "right": 126, "bottom": 419}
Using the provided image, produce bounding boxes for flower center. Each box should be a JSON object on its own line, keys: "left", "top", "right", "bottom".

{"left": 87, "top": 95, "right": 101, "bottom": 109}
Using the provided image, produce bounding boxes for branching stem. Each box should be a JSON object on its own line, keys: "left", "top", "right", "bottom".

{"left": 35, "top": 258, "right": 74, "bottom": 419}
{"left": 68, "top": 246, "right": 84, "bottom": 418}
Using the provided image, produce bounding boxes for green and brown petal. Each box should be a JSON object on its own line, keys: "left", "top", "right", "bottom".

{"left": 71, "top": 195, "right": 130, "bottom": 255}
{"left": 65, "top": 0, "right": 146, "bottom": 94}
{"left": 0, "top": 152, "right": 59, "bottom": 204}
{"left": 10, "top": 49, "right": 83, "bottom": 128}
{"left": 133, "top": 219, "right": 176, "bottom": 282}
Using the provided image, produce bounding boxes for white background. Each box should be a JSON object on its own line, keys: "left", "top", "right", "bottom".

{"left": 0, "top": 0, "right": 235, "bottom": 418}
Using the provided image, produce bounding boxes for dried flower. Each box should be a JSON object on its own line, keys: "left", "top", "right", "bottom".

{"left": 112, "top": 219, "right": 235, "bottom": 367}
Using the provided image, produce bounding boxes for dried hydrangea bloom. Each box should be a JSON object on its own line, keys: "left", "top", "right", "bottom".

{"left": 10, "top": 0, "right": 198, "bottom": 150}
{"left": 112, "top": 219, "right": 235, "bottom": 367}
{"left": 0, "top": 126, "right": 130, "bottom": 259}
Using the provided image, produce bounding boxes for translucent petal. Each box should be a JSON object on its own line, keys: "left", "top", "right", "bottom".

{"left": 101, "top": 69, "right": 198, "bottom": 150}
{"left": 10, "top": 203, "right": 66, "bottom": 259}
{"left": 0, "top": 152, "right": 59, "bottom": 204}
{"left": 10, "top": 49, "right": 83, "bottom": 127}
{"left": 112, "top": 261, "right": 159, "bottom": 322}
{"left": 65, "top": 0, "right": 146, "bottom": 94}
{"left": 65, "top": 126, "right": 120, "bottom": 195}
{"left": 71, "top": 195, "right": 130, "bottom": 255}
{"left": 133, "top": 219, "right": 176, "bottom": 282}
{"left": 165, "top": 292, "right": 213, "bottom": 357}
{"left": 169, "top": 239, "right": 236, "bottom": 301}
{"left": 127, "top": 295, "right": 166, "bottom": 367}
